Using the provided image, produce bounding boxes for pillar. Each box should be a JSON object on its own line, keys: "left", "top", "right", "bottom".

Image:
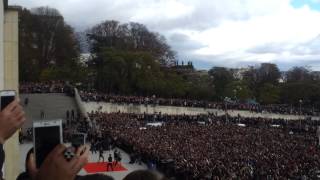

{"left": 3, "top": 8, "right": 19, "bottom": 180}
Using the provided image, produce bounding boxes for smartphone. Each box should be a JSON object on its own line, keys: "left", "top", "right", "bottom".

{"left": 33, "top": 120, "right": 62, "bottom": 168}
{"left": 0, "top": 90, "right": 15, "bottom": 111}
{"left": 71, "top": 133, "right": 86, "bottom": 149}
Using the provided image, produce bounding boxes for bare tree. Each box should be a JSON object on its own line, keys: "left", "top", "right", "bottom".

{"left": 87, "top": 20, "right": 176, "bottom": 65}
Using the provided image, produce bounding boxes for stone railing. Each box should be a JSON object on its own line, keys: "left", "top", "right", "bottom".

{"left": 74, "top": 88, "right": 88, "bottom": 119}
{"left": 82, "top": 101, "right": 320, "bottom": 120}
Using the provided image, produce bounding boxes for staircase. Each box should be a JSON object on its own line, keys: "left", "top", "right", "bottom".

{"left": 19, "top": 93, "right": 77, "bottom": 130}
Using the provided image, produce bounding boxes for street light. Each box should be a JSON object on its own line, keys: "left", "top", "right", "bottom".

{"left": 224, "top": 97, "right": 229, "bottom": 123}
{"left": 299, "top": 99, "right": 303, "bottom": 129}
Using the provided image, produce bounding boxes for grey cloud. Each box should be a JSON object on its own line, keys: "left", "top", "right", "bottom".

{"left": 10, "top": 0, "right": 253, "bottom": 31}
{"left": 247, "top": 43, "right": 289, "bottom": 54}
{"left": 247, "top": 35, "right": 320, "bottom": 57}
{"left": 168, "top": 33, "right": 207, "bottom": 52}
{"left": 274, "top": 58, "right": 320, "bottom": 71}
{"left": 169, "top": 33, "right": 190, "bottom": 42}
{"left": 140, "top": 0, "right": 253, "bottom": 32}
{"left": 292, "top": 35, "right": 320, "bottom": 55}
{"left": 10, "top": 0, "right": 142, "bottom": 30}
{"left": 9, "top": 0, "right": 320, "bottom": 70}
{"left": 177, "top": 53, "right": 254, "bottom": 69}
{"left": 186, "top": 51, "right": 320, "bottom": 71}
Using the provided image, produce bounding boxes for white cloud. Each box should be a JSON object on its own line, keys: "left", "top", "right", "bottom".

{"left": 189, "top": 5, "right": 320, "bottom": 55}
{"left": 9, "top": 0, "right": 320, "bottom": 70}
{"left": 131, "top": 1, "right": 194, "bottom": 21}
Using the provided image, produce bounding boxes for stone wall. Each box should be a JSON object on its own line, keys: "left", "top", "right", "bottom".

{"left": 74, "top": 88, "right": 89, "bottom": 118}
{"left": 83, "top": 101, "right": 319, "bottom": 120}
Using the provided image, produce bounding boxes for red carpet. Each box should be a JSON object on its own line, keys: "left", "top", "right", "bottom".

{"left": 84, "top": 162, "right": 127, "bottom": 173}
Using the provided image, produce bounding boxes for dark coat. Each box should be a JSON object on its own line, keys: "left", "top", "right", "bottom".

{"left": 0, "top": 144, "right": 4, "bottom": 180}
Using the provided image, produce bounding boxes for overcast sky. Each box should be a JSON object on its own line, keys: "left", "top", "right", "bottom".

{"left": 9, "top": 0, "right": 320, "bottom": 70}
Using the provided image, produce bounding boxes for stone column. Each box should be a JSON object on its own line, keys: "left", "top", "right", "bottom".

{"left": 3, "top": 9, "right": 19, "bottom": 180}
{"left": 0, "top": 0, "right": 4, "bottom": 177}
{"left": 0, "top": 0, "right": 4, "bottom": 89}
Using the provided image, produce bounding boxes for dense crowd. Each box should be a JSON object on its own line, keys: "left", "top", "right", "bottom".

{"left": 19, "top": 81, "right": 69, "bottom": 94}
{"left": 80, "top": 90, "right": 320, "bottom": 116}
{"left": 15, "top": 82, "right": 320, "bottom": 179}
{"left": 88, "top": 112, "right": 320, "bottom": 180}
{"left": 17, "top": 81, "right": 320, "bottom": 116}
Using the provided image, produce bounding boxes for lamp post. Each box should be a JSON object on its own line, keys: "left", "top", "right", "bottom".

{"left": 224, "top": 97, "right": 229, "bottom": 123}
{"left": 299, "top": 99, "right": 303, "bottom": 129}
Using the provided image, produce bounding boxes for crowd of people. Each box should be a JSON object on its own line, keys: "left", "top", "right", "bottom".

{"left": 14, "top": 82, "right": 320, "bottom": 179}
{"left": 79, "top": 90, "right": 320, "bottom": 116}
{"left": 19, "top": 81, "right": 70, "bottom": 94}
{"left": 88, "top": 112, "right": 320, "bottom": 179}
{"left": 17, "top": 82, "right": 320, "bottom": 116}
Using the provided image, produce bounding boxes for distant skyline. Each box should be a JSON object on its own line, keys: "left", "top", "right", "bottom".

{"left": 9, "top": 0, "right": 320, "bottom": 70}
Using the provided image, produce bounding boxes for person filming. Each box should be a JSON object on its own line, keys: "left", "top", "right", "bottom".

{"left": 0, "top": 99, "right": 26, "bottom": 179}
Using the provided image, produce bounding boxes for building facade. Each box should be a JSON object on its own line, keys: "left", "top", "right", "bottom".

{"left": 1, "top": 0, "right": 20, "bottom": 179}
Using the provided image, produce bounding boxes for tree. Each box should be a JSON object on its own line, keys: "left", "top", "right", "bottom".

{"left": 19, "top": 7, "right": 81, "bottom": 82}
{"left": 243, "top": 63, "right": 280, "bottom": 85}
{"left": 280, "top": 82, "right": 320, "bottom": 107}
{"left": 257, "top": 63, "right": 281, "bottom": 85}
{"left": 243, "top": 66, "right": 259, "bottom": 96}
{"left": 258, "top": 83, "right": 280, "bottom": 104}
{"left": 92, "top": 48, "right": 160, "bottom": 95}
{"left": 225, "top": 81, "right": 253, "bottom": 102}
{"left": 208, "top": 67, "right": 234, "bottom": 99}
{"left": 286, "top": 66, "right": 312, "bottom": 82}
{"left": 86, "top": 20, "right": 203, "bottom": 98}
{"left": 19, "top": 8, "right": 40, "bottom": 82}
{"left": 243, "top": 63, "right": 280, "bottom": 99}
{"left": 87, "top": 20, "right": 175, "bottom": 65}
{"left": 89, "top": 47, "right": 212, "bottom": 99}
{"left": 182, "top": 74, "right": 215, "bottom": 100}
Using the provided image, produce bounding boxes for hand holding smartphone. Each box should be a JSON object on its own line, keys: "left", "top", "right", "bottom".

{"left": 64, "top": 133, "right": 86, "bottom": 161}
{"left": 33, "top": 120, "right": 62, "bottom": 168}
{"left": 0, "top": 90, "right": 15, "bottom": 111}
{"left": 0, "top": 90, "right": 25, "bottom": 144}
{"left": 71, "top": 133, "right": 86, "bottom": 149}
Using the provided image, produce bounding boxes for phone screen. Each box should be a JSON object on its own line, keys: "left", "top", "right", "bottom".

{"left": 34, "top": 126, "right": 61, "bottom": 168}
{"left": 1, "top": 96, "right": 14, "bottom": 111}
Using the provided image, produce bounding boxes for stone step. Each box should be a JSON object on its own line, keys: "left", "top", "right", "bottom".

{"left": 19, "top": 93, "right": 78, "bottom": 130}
